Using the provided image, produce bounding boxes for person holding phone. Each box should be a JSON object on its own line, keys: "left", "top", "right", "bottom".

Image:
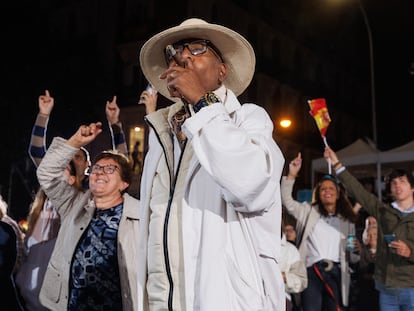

{"left": 138, "top": 83, "right": 158, "bottom": 115}
{"left": 324, "top": 146, "right": 414, "bottom": 310}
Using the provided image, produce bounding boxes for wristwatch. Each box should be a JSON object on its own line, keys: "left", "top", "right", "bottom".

{"left": 192, "top": 92, "right": 221, "bottom": 113}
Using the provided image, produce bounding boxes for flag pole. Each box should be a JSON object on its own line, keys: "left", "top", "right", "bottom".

{"left": 323, "top": 137, "right": 331, "bottom": 174}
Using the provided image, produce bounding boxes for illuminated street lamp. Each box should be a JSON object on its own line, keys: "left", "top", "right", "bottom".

{"left": 355, "top": 0, "right": 382, "bottom": 199}
{"left": 357, "top": 0, "right": 377, "bottom": 146}
{"left": 280, "top": 118, "right": 292, "bottom": 128}
{"left": 329, "top": 0, "right": 376, "bottom": 144}
{"left": 330, "top": 0, "right": 380, "bottom": 196}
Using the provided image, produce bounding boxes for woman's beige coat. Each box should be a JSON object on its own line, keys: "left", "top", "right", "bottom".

{"left": 36, "top": 137, "right": 140, "bottom": 311}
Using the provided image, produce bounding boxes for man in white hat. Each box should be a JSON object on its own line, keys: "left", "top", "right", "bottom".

{"left": 138, "top": 18, "right": 285, "bottom": 311}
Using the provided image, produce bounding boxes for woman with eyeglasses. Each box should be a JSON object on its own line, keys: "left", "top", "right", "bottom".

{"left": 281, "top": 152, "right": 359, "bottom": 311}
{"left": 36, "top": 122, "right": 140, "bottom": 311}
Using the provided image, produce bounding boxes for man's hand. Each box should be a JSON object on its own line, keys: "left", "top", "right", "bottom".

{"left": 138, "top": 86, "right": 158, "bottom": 115}
{"left": 160, "top": 59, "right": 206, "bottom": 104}
{"left": 106, "top": 96, "right": 120, "bottom": 125}
{"left": 288, "top": 152, "right": 302, "bottom": 179}
{"left": 390, "top": 239, "right": 412, "bottom": 258}
{"left": 324, "top": 147, "right": 340, "bottom": 166}
{"left": 38, "top": 90, "right": 54, "bottom": 116}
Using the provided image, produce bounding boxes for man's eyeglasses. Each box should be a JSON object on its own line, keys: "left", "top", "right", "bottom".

{"left": 164, "top": 39, "right": 223, "bottom": 64}
{"left": 90, "top": 164, "right": 119, "bottom": 175}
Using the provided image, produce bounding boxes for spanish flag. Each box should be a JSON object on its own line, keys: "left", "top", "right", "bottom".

{"left": 308, "top": 98, "right": 331, "bottom": 138}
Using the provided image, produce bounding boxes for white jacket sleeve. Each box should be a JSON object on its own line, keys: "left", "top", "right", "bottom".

{"left": 182, "top": 94, "right": 284, "bottom": 213}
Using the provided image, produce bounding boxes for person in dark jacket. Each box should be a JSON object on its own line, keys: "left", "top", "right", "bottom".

{"left": 0, "top": 220, "right": 23, "bottom": 310}
{"left": 325, "top": 146, "right": 414, "bottom": 311}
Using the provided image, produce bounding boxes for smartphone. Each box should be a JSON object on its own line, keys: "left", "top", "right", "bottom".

{"left": 166, "top": 44, "right": 185, "bottom": 67}
{"left": 384, "top": 233, "right": 396, "bottom": 244}
{"left": 146, "top": 83, "right": 156, "bottom": 95}
{"left": 347, "top": 234, "right": 355, "bottom": 252}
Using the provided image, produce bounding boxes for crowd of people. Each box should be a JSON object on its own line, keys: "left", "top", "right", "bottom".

{"left": 1, "top": 17, "right": 413, "bottom": 311}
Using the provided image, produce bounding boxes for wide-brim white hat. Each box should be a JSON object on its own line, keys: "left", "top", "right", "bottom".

{"left": 139, "top": 18, "right": 256, "bottom": 101}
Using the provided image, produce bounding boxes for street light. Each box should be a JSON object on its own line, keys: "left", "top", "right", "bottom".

{"left": 280, "top": 118, "right": 292, "bottom": 128}
{"left": 357, "top": 0, "right": 377, "bottom": 146}
{"left": 330, "top": 0, "right": 376, "bottom": 145}
{"left": 356, "top": 1, "right": 382, "bottom": 198}
{"left": 330, "top": 0, "right": 380, "bottom": 197}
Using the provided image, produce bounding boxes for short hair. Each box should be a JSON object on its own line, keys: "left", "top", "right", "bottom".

{"left": 385, "top": 169, "right": 414, "bottom": 194}
{"left": 93, "top": 150, "right": 132, "bottom": 189}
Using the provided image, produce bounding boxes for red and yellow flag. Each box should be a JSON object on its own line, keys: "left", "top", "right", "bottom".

{"left": 308, "top": 98, "right": 331, "bottom": 138}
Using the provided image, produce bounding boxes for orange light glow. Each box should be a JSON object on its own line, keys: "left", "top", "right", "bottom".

{"left": 280, "top": 119, "right": 292, "bottom": 128}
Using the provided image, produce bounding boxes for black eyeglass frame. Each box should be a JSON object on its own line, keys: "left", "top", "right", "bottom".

{"left": 164, "top": 39, "right": 223, "bottom": 65}
{"left": 90, "top": 164, "right": 120, "bottom": 175}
